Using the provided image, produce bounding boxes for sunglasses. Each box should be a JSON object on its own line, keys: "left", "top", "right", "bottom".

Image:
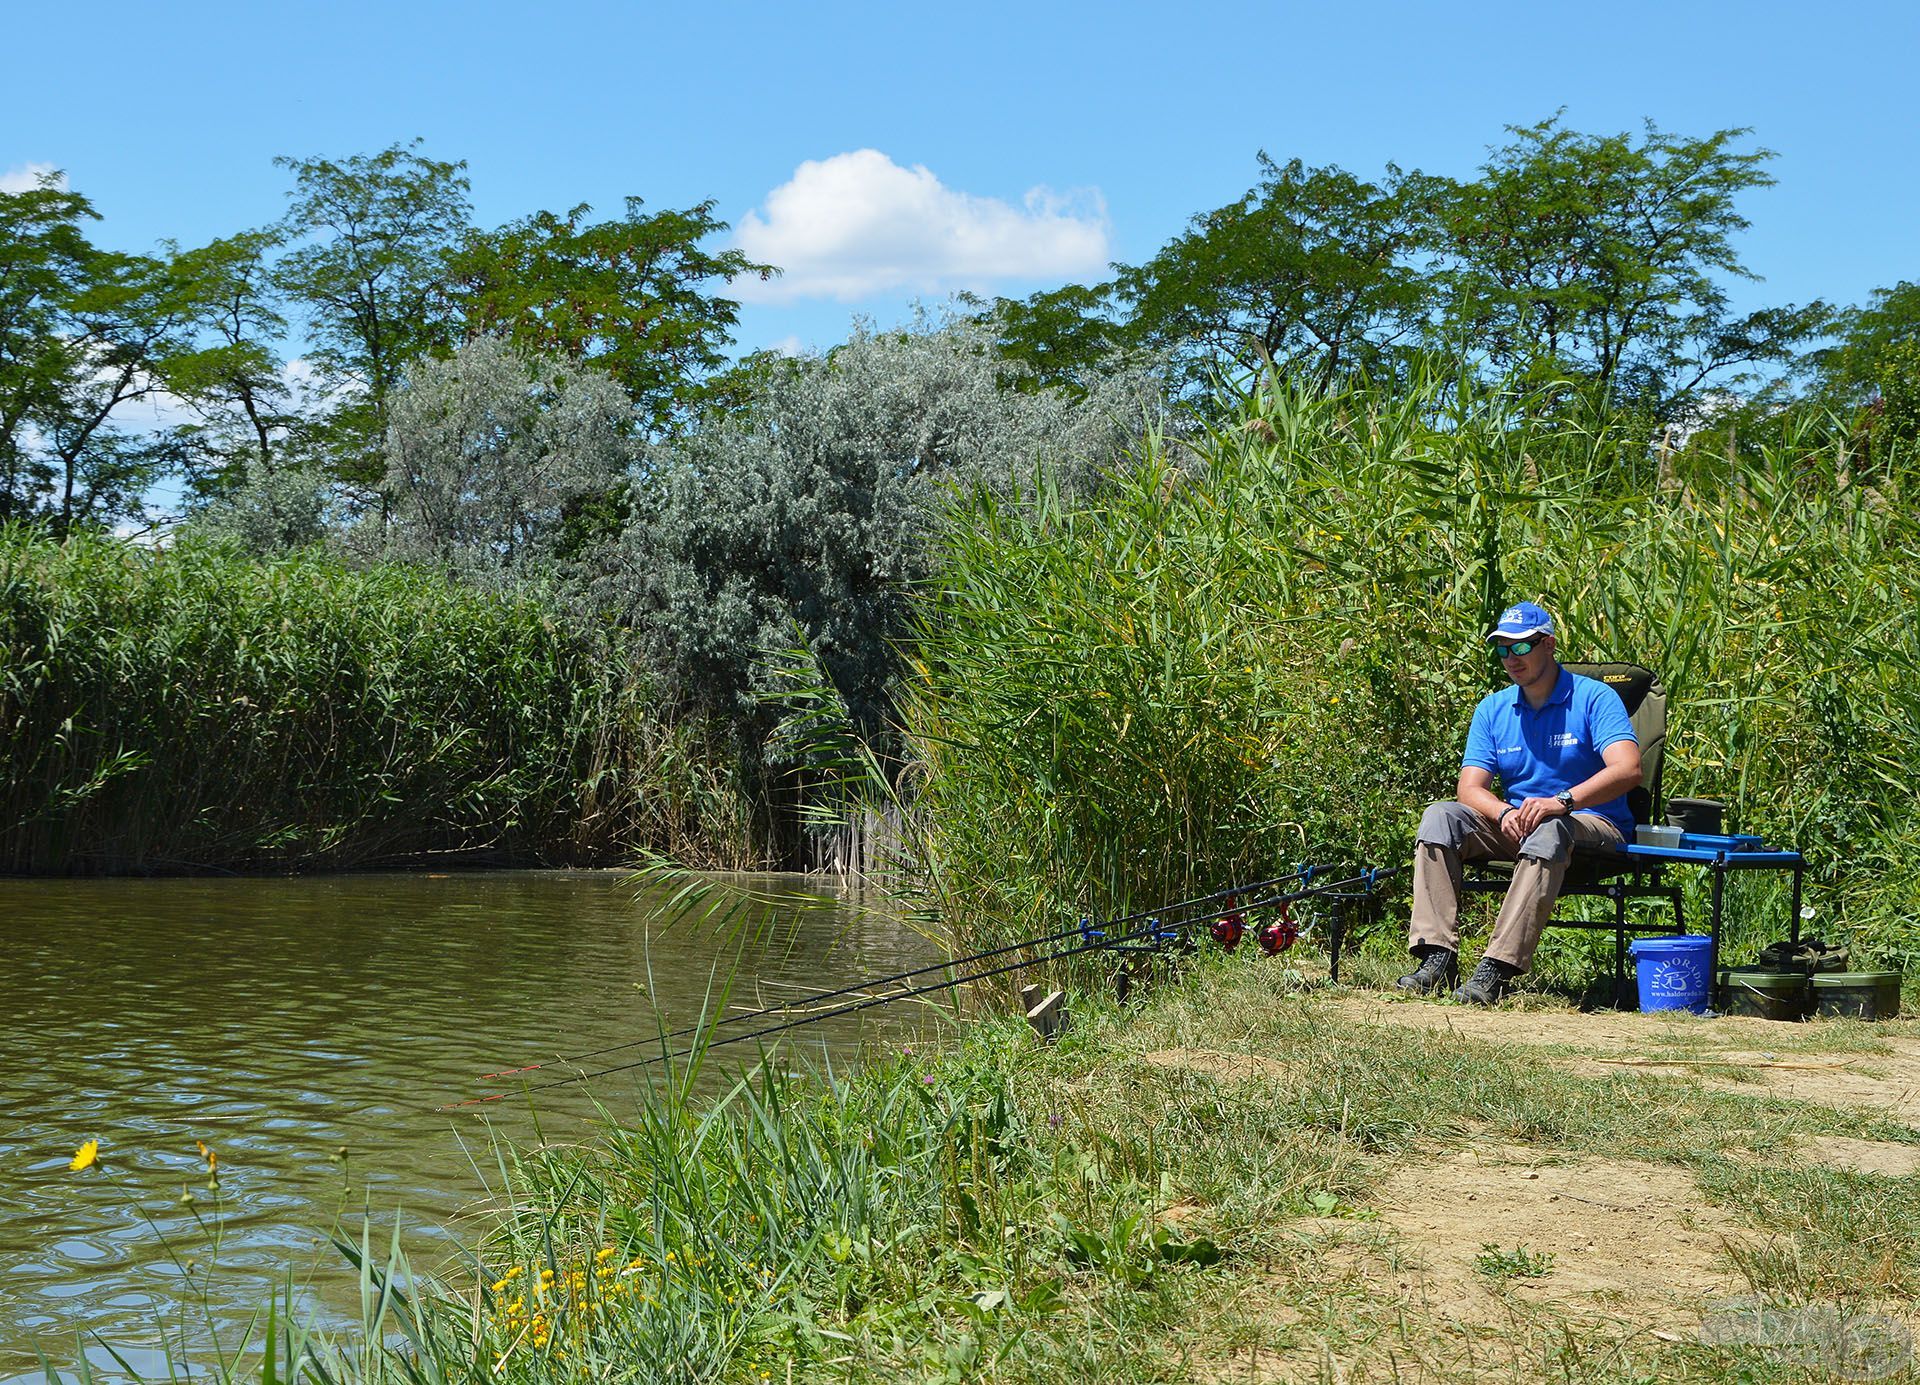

{"left": 1493, "top": 640, "right": 1541, "bottom": 658}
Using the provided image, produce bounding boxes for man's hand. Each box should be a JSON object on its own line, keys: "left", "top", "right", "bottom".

{"left": 1511, "top": 795, "right": 1570, "bottom": 835}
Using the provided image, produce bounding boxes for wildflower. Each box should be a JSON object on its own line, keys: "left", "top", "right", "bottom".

{"left": 196, "top": 1140, "right": 217, "bottom": 1174}
{"left": 68, "top": 1140, "right": 99, "bottom": 1172}
{"left": 595, "top": 1246, "right": 617, "bottom": 1262}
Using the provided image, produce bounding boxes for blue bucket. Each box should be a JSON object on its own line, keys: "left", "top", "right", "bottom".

{"left": 1629, "top": 935, "right": 1713, "bottom": 1013}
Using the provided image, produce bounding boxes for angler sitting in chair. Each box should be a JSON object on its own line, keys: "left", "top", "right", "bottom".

{"left": 1398, "top": 602, "right": 1643, "bottom": 1005}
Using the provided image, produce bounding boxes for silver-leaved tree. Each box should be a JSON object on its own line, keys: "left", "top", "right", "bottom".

{"left": 377, "top": 335, "right": 634, "bottom": 578}
{"left": 609, "top": 313, "right": 1163, "bottom": 738}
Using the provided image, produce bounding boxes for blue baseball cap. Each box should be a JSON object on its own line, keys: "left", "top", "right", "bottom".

{"left": 1487, "top": 601, "right": 1555, "bottom": 642}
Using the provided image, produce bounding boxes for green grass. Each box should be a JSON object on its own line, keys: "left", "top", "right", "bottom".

{"left": 66, "top": 949, "right": 1918, "bottom": 1384}
{"left": 1474, "top": 1243, "right": 1557, "bottom": 1281}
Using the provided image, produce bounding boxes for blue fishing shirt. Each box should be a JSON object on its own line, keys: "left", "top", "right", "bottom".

{"left": 1462, "top": 666, "right": 1639, "bottom": 837}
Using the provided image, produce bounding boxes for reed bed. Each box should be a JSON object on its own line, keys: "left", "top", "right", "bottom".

{"left": 902, "top": 378, "right": 1920, "bottom": 981}
{"left": 0, "top": 529, "right": 757, "bottom": 872}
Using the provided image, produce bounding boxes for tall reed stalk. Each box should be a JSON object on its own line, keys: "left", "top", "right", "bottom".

{"left": 902, "top": 377, "right": 1920, "bottom": 974}
{"left": 0, "top": 530, "right": 760, "bottom": 872}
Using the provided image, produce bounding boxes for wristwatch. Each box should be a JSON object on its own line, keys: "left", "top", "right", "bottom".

{"left": 1556, "top": 789, "right": 1577, "bottom": 813}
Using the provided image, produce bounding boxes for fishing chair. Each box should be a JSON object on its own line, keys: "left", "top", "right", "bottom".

{"left": 1459, "top": 661, "right": 1683, "bottom": 1006}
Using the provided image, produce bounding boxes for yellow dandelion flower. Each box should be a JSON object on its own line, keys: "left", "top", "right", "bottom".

{"left": 69, "top": 1140, "right": 99, "bottom": 1172}
{"left": 595, "top": 1246, "right": 616, "bottom": 1261}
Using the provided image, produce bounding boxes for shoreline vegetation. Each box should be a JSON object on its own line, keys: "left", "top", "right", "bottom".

{"left": 901, "top": 377, "right": 1919, "bottom": 988}
{"left": 0, "top": 529, "right": 761, "bottom": 874}
{"left": 62, "top": 955, "right": 1920, "bottom": 1383}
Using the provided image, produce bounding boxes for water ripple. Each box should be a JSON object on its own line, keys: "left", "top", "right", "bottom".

{"left": 1, "top": 870, "right": 936, "bottom": 1369}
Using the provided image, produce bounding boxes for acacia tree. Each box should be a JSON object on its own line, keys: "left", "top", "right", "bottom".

{"left": 0, "top": 174, "right": 244, "bottom": 534}
{"left": 991, "top": 157, "right": 1433, "bottom": 403}
{"left": 163, "top": 228, "right": 314, "bottom": 497}
{"left": 986, "top": 282, "right": 1132, "bottom": 398}
{"left": 1115, "top": 154, "right": 1435, "bottom": 398}
{"left": 1803, "top": 281, "right": 1920, "bottom": 459}
{"left": 445, "top": 199, "right": 774, "bottom": 436}
{"left": 1426, "top": 117, "right": 1825, "bottom": 419}
{"left": 0, "top": 176, "right": 94, "bottom": 521}
{"left": 273, "top": 141, "right": 472, "bottom": 484}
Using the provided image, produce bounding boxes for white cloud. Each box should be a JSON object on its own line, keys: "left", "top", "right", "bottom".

{"left": 1, "top": 162, "right": 67, "bottom": 193}
{"left": 733, "top": 150, "right": 1109, "bottom": 304}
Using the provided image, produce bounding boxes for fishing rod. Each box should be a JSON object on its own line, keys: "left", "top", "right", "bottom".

{"left": 442, "top": 866, "right": 1397, "bottom": 1111}
{"left": 468, "top": 867, "right": 1324, "bottom": 1086}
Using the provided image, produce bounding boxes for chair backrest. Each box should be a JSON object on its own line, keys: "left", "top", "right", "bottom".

{"left": 1563, "top": 662, "right": 1665, "bottom": 827}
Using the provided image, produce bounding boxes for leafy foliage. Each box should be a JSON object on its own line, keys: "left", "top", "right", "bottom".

{"left": 1118, "top": 153, "right": 1434, "bottom": 397}
{"left": 379, "top": 336, "right": 635, "bottom": 576}
{"left": 446, "top": 199, "right": 775, "bottom": 436}
{"left": 607, "top": 315, "right": 1160, "bottom": 735}
{"left": 0, "top": 176, "right": 259, "bottom": 534}
{"left": 1424, "top": 116, "right": 1826, "bottom": 416}
{"left": 272, "top": 140, "right": 474, "bottom": 483}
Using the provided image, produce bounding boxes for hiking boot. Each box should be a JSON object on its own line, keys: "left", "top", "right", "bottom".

{"left": 1396, "top": 947, "right": 1457, "bottom": 996}
{"left": 1454, "top": 958, "right": 1517, "bottom": 1006}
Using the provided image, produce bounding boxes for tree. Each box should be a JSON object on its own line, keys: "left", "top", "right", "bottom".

{"left": 444, "top": 199, "right": 774, "bottom": 436}
{"left": 379, "top": 336, "right": 633, "bottom": 575}
{"left": 0, "top": 173, "right": 236, "bottom": 534}
{"left": 273, "top": 141, "right": 471, "bottom": 484}
{"left": 161, "top": 229, "right": 315, "bottom": 500}
{"left": 1115, "top": 154, "right": 1435, "bottom": 398}
{"left": 608, "top": 315, "right": 1160, "bottom": 734}
{"left": 0, "top": 175, "right": 96, "bottom": 522}
{"left": 1427, "top": 116, "right": 1823, "bottom": 419}
{"left": 982, "top": 281, "right": 1130, "bottom": 398}
{"left": 1804, "top": 281, "right": 1920, "bottom": 424}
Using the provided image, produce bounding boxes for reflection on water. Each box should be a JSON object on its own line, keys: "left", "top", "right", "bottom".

{"left": 0, "top": 870, "right": 942, "bottom": 1375}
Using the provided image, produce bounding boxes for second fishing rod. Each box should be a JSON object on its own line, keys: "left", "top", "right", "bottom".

{"left": 468, "top": 866, "right": 1326, "bottom": 1087}
{"left": 444, "top": 865, "right": 1397, "bottom": 1109}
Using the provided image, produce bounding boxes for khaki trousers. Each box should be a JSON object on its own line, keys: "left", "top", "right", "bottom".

{"left": 1407, "top": 800, "right": 1625, "bottom": 972}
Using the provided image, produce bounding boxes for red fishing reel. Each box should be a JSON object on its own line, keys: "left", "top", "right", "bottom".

{"left": 1210, "top": 896, "right": 1247, "bottom": 952}
{"left": 1256, "top": 902, "right": 1300, "bottom": 956}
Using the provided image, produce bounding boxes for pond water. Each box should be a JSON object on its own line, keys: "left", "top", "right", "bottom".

{"left": 0, "top": 870, "right": 943, "bottom": 1379}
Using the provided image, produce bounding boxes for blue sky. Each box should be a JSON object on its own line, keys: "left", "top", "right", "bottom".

{"left": 6, "top": 0, "right": 1916, "bottom": 361}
